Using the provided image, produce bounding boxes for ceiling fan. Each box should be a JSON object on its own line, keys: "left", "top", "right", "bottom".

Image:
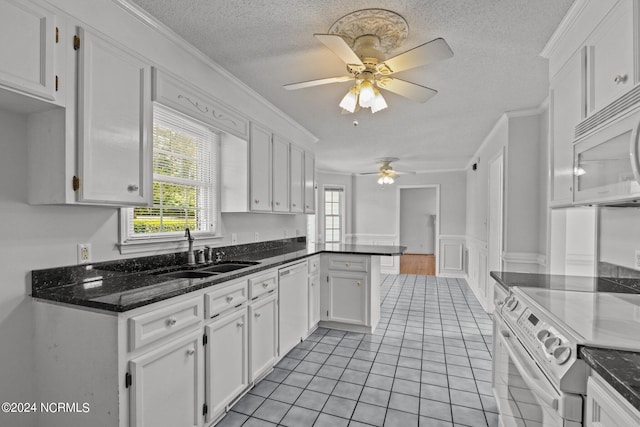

{"left": 283, "top": 9, "right": 453, "bottom": 113}
{"left": 358, "top": 157, "right": 415, "bottom": 184}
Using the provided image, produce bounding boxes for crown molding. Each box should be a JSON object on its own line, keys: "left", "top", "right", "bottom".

{"left": 540, "top": 0, "right": 590, "bottom": 59}
{"left": 111, "top": 0, "right": 319, "bottom": 144}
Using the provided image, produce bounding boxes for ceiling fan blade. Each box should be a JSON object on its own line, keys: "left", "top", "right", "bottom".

{"left": 314, "top": 34, "right": 364, "bottom": 67}
{"left": 357, "top": 171, "right": 381, "bottom": 176}
{"left": 283, "top": 75, "right": 354, "bottom": 90}
{"left": 379, "top": 38, "right": 453, "bottom": 74}
{"left": 377, "top": 77, "right": 438, "bottom": 103}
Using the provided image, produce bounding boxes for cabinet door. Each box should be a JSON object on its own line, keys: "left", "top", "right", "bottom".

{"left": 586, "top": 374, "right": 640, "bottom": 427}
{"left": 205, "top": 309, "right": 248, "bottom": 421}
{"left": 327, "top": 271, "right": 368, "bottom": 325}
{"left": 129, "top": 331, "right": 203, "bottom": 427}
{"left": 77, "top": 28, "right": 152, "bottom": 205}
{"left": 588, "top": 0, "right": 635, "bottom": 113}
{"left": 279, "top": 263, "right": 309, "bottom": 355}
{"left": 250, "top": 123, "right": 272, "bottom": 211}
{"left": 272, "top": 135, "right": 290, "bottom": 212}
{"left": 290, "top": 145, "right": 304, "bottom": 213}
{"left": 249, "top": 294, "right": 278, "bottom": 381}
{"left": 308, "top": 272, "right": 320, "bottom": 329}
{"left": 550, "top": 51, "right": 583, "bottom": 206}
{"left": 304, "top": 151, "right": 316, "bottom": 213}
{"left": 0, "top": 0, "right": 56, "bottom": 101}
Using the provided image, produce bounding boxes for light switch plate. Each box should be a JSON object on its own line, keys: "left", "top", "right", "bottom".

{"left": 254, "top": 232, "right": 260, "bottom": 242}
{"left": 231, "top": 233, "right": 238, "bottom": 244}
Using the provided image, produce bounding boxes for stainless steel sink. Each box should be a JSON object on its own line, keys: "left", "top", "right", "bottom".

{"left": 158, "top": 270, "right": 217, "bottom": 279}
{"left": 201, "top": 262, "right": 258, "bottom": 273}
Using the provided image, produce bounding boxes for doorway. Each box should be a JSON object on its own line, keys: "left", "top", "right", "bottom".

{"left": 397, "top": 186, "right": 440, "bottom": 275}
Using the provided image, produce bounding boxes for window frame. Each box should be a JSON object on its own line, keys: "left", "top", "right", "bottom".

{"left": 323, "top": 185, "right": 345, "bottom": 244}
{"left": 118, "top": 104, "right": 223, "bottom": 254}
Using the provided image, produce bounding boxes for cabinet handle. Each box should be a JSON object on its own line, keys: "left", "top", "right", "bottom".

{"left": 254, "top": 199, "right": 260, "bottom": 204}
{"left": 306, "top": 205, "right": 310, "bottom": 208}
{"left": 262, "top": 282, "right": 269, "bottom": 288}
{"left": 127, "top": 184, "right": 139, "bottom": 192}
{"left": 186, "top": 348, "right": 195, "bottom": 356}
{"left": 226, "top": 296, "right": 234, "bottom": 303}
{"left": 356, "top": 281, "right": 361, "bottom": 286}
{"left": 345, "top": 263, "right": 350, "bottom": 267}
{"left": 166, "top": 318, "right": 177, "bottom": 326}
{"left": 292, "top": 203, "right": 296, "bottom": 207}
{"left": 237, "top": 321, "right": 244, "bottom": 327}
{"left": 614, "top": 74, "right": 628, "bottom": 84}
{"left": 255, "top": 312, "right": 261, "bottom": 318}
{"left": 275, "top": 201, "right": 280, "bottom": 206}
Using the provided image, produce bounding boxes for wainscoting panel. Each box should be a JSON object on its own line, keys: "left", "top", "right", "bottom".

{"left": 438, "top": 236, "right": 465, "bottom": 277}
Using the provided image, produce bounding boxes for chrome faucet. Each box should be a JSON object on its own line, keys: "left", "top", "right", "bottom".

{"left": 185, "top": 228, "right": 195, "bottom": 265}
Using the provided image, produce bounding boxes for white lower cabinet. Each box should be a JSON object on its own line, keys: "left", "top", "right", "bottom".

{"left": 205, "top": 308, "right": 249, "bottom": 422}
{"left": 586, "top": 372, "right": 640, "bottom": 427}
{"left": 309, "top": 271, "right": 321, "bottom": 330}
{"left": 249, "top": 293, "right": 278, "bottom": 381}
{"left": 326, "top": 271, "right": 368, "bottom": 325}
{"left": 129, "top": 331, "right": 203, "bottom": 427}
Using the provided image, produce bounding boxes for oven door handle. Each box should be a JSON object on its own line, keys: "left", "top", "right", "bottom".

{"left": 499, "top": 328, "right": 559, "bottom": 410}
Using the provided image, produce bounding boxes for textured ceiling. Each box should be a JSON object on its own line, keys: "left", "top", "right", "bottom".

{"left": 128, "top": 0, "right": 574, "bottom": 174}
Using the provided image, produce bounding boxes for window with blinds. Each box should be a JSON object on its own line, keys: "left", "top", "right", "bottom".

{"left": 126, "top": 104, "right": 218, "bottom": 238}
{"left": 324, "top": 187, "right": 343, "bottom": 243}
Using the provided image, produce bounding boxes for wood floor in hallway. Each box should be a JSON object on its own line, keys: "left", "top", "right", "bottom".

{"left": 400, "top": 254, "right": 436, "bottom": 276}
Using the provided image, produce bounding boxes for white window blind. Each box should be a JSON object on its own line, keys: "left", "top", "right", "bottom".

{"left": 128, "top": 105, "right": 218, "bottom": 238}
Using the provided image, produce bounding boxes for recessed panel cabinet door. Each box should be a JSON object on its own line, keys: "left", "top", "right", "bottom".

{"left": 205, "top": 309, "right": 249, "bottom": 422}
{"left": 249, "top": 294, "right": 278, "bottom": 381}
{"left": 77, "top": 27, "right": 152, "bottom": 206}
{"left": 327, "top": 271, "right": 368, "bottom": 325}
{"left": 129, "top": 331, "right": 203, "bottom": 427}
{"left": 304, "top": 151, "right": 315, "bottom": 213}
{"left": 290, "top": 145, "right": 304, "bottom": 213}
{"left": 0, "top": 0, "right": 56, "bottom": 100}
{"left": 272, "top": 135, "right": 290, "bottom": 212}
{"left": 250, "top": 123, "right": 272, "bottom": 211}
{"left": 550, "top": 51, "right": 583, "bottom": 206}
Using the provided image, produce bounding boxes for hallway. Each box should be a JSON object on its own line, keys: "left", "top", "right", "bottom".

{"left": 216, "top": 275, "right": 498, "bottom": 427}
{"left": 399, "top": 254, "right": 436, "bottom": 276}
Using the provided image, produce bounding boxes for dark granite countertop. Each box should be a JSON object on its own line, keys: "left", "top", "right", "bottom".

{"left": 490, "top": 271, "right": 640, "bottom": 294}
{"left": 580, "top": 346, "right": 640, "bottom": 413}
{"left": 31, "top": 240, "right": 405, "bottom": 313}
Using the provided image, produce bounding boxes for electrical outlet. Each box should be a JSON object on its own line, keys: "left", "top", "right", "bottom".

{"left": 77, "top": 243, "right": 91, "bottom": 264}
{"left": 231, "top": 233, "right": 238, "bottom": 244}
{"left": 635, "top": 250, "right": 640, "bottom": 269}
{"left": 296, "top": 229, "right": 301, "bottom": 236}
{"left": 254, "top": 232, "right": 260, "bottom": 242}
{"left": 284, "top": 229, "right": 288, "bottom": 238}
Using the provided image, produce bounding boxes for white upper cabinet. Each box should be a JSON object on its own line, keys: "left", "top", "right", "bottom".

{"left": 290, "top": 145, "right": 304, "bottom": 213}
{"left": 304, "top": 151, "right": 316, "bottom": 213}
{"left": 272, "top": 134, "right": 290, "bottom": 212}
{"left": 586, "top": 0, "right": 636, "bottom": 113}
{"left": 550, "top": 51, "right": 584, "bottom": 206}
{"left": 250, "top": 122, "right": 272, "bottom": 212}
{"left": 76, "top": 27, "right": 152, "bottom": 205}
{"left": 0, "top": 0, "right": 57, "bottom": 102}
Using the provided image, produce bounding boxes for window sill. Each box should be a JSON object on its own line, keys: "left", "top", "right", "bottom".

{"left": 118, "top": 234, "right": 224, "bottom": 255}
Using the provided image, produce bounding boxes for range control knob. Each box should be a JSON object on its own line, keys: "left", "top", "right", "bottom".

{"left": 553, "top": 346, "right": 572, "bottom": 365}
{"left": 544, "top": 336, "right": 561, "bottom": 354}
{"left": 536, "top": 329, "right": 551, "bottom": 342}
{"left": 506, "top": 297, "right": 519, "bottom": 311}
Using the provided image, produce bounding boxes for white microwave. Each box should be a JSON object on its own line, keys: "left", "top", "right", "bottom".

{"left": 573, "top": 106, "right": 640, "bottom": 205}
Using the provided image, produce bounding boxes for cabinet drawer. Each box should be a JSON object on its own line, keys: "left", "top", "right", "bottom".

{"left": 328, "top": 256, "right": 369, "bottom": 272}
{"left": 308, "top": 256, "right": 320, "bottom": 274}
{"left": 249, "top": 270, "right": 277, "bottom": 300}
{"left": 128, "top": 296, "right": 203, "bottom": 351}
{"left": 205, "top": 280, "right": 248, "bottom": 318}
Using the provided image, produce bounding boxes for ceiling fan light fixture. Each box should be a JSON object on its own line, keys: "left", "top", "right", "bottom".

{"left": 378, "top": 175, "right": 394, "bottom": 185}
{"left": 339, "top": 85, "right": 358, "bottom": 113}
{"left": 370, "top": 89, "right": 388, "bottom": 113}
{"left": 358, "top": 80, "right": 375, "bottom": 107}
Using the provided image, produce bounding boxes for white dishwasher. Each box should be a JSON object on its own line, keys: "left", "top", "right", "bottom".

{"left": 278, "top": 261, "right": 309, "bottom": 356}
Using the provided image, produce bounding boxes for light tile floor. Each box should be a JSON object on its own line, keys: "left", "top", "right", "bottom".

{"left": 217, "top": 274, "right": 499, "bottom": 427}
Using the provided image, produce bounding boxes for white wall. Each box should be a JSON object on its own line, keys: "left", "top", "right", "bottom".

{"left": 400, "top": 188, "right": 437, "bottom": 254}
